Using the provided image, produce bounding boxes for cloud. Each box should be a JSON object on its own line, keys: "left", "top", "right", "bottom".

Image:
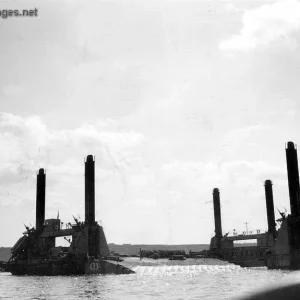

{"left": 224, "top": 124, "right": 269, "bottom": 139}
{"left": 222, "top": 160, "right": 286, "bottom": 185}
{"left": 224, "top": 3, "right": 243, "bottom": 12}
{"left": 2, "top": 84, "right": 26, "bottom": 97}
{"left": 220, "top": 0, "right": 300, "bottom": 51}
{"left": 0, "top": 112, "right": 145, "bottom": 210}
{"left": 221, "top": 124, "right": 269, "bottom": 154}
{"left": 162, "top": 158, "right": 286, "bottom": 191}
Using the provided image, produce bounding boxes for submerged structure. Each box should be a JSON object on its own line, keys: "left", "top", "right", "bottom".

{"left": 207, "top": 141, "right": 300, "bottom": 270}
{"left": 207, "top": 185, "right": 275, "bottom": 267}
{"left": 6, "top": 155, "right": 134, "bottom": 275}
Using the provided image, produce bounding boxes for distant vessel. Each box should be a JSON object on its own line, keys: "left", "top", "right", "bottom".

{"left": 149, "top": 253, "right": 160, "bottom": 259}
{"left": 169, "top": 255, "right": 186, "bottom": 261}
{"left": 139, "top": 249, "right": 186, "bottom": 259}
{"left": 105, "top": 256, "right": 124, "bottom": 262}
{"left": 5, "top": 155, "right": 134, "bottom": 275}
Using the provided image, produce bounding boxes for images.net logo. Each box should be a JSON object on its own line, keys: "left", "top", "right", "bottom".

{"left": 0, "top": 8, "right": 38, "bottom": 19}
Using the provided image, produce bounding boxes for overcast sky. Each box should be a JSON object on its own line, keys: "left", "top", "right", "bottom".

{"left": 1, "top": 0, "right": 300, "bottom": 246}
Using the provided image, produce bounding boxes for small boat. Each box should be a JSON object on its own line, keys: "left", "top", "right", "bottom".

{"left": 169, "top": 255, "right": 186, "bottom": 260}
{"left": 149, "top": 253, "right": 160, "bottom": 259}
{"left": 105, "top": 256, "right": 124, "bottom": 262}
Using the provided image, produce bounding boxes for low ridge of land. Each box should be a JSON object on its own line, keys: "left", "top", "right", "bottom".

{"left": 108, "top": 244, "right": 209, "bottom": 255}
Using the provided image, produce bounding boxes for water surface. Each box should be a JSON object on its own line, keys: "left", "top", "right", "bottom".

{"left": 1, "top": 258, "right": 300, "bottom": 300}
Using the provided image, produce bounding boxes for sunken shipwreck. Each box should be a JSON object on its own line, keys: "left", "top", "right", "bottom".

{"left": 5, "top": 155, "right": 135, "bottom": 275}
{"left": 206, "top": 141, "right": 300, "bottom": 270}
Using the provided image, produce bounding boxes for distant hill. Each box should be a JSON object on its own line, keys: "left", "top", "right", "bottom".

{"left": 108, "top": 244, "right": 209, "bottom": 255}
{"left": 0, "top": 247, "right": 11, "bottom": 262}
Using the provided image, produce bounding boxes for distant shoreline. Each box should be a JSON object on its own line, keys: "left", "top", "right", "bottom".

{"left": 107, "top": 243, "right": 209, "bottom": 256}
{"left": 0, "top": 244, "right": 210, "bottom": 262}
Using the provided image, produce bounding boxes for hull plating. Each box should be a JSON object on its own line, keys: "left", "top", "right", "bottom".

{"left": 6, "top": 259, "right": 134, "bottom": 276}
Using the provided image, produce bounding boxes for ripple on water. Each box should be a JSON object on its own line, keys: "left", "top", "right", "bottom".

{"left": 2, "top": 260, "right": 300, "bottom": 300}
{"left": 134, "top": 263, "right": 242, "bottom": 276}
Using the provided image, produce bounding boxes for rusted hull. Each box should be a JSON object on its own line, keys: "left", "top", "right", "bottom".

{"left": 265, "top": 254, "right": 300, "bottom": 270}
{"left": 230, "top": 259, "right": 265, "bottom": 268}
{"left": 203, "top": 246, "right": 268, "bottom": 268}
{"left": 6, "top": 259, "right": 134, "bottom": 276}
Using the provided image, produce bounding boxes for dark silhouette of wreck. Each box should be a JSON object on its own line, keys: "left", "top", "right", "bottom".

{"left": 6, "top": 155, "right": 134, "bottom": 275}
{"left": 206, "top": 141, "right": 300, "bottom": 270}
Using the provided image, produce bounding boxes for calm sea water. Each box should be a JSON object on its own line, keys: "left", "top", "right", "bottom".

{"left": 1, "top": 258, "right": 300, "bottom": 300}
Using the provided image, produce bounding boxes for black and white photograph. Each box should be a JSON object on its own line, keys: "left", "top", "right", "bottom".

{"left": 1, "top": 0, "right": 300, "bottom": 299}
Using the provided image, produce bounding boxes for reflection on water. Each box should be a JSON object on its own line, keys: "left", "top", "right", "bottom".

{"left": 1, "top": 258, "right": 300, "bottom": 300}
